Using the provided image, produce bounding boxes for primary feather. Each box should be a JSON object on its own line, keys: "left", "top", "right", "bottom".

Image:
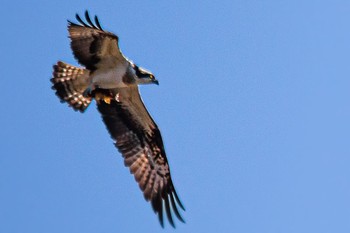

{"left": 51, "top": 11, "right": 185, "bottom": 227}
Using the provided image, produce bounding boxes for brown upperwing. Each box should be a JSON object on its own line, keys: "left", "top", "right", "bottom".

{"left": 94, "top": 87, "right": 185, "bottom": 227}
{"left": 68, "top": 11, "right": 127, "bottom": 71}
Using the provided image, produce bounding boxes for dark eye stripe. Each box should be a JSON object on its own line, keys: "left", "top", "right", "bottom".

{"left": 135, "top": 65, "right": 153, "bottom": 78}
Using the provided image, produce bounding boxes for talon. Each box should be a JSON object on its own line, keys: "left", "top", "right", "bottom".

{"left": 83, "top": 84, "right": 97, "bottom": 97}
{"left": 115, "top": 93, "right": 120, "bottom": 102}
{"left": 83, "top": 88, "right": 93, "bottom": 97}
{"left": 103, "top": 96, "right": 111, "bottom": 104}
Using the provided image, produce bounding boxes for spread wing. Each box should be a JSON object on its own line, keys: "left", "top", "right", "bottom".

{"left": 68, "top": 11, "right": 127, "bottom": 71}
{"left": 94, "top": 87, "right": 185, "bottom": 227}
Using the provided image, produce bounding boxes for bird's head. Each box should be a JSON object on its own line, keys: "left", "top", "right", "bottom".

{"left": 133, "top": 64, "right": 159, "bottom": 85}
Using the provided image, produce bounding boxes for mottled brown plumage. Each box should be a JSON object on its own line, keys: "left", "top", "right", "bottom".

{"left": 51, "top": 61, "right": 91, "bottom": 112}
{"left": 95, "top": 87, "right": 185, "bottom": 227}
{"left": 51, "top": 11, "right": 185, "bottom": 227}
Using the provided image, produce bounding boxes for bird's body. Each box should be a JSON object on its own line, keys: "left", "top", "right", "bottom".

{"left": 51, "top": 11, "right": 184, "bottom": 227}
{"left": 91, "top": 64, "right": 129, "bottom": 88}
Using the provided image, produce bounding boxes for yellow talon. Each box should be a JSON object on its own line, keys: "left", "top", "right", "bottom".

{"left": 94, "top": 92, "right": 112, "bottom": 104}
{"left": 103, "top": 96, "right": 111, "bottom": 104}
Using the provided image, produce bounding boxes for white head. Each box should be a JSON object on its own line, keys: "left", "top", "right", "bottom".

{"left": 132, "top": 64, "right": 159, "bottom": 85}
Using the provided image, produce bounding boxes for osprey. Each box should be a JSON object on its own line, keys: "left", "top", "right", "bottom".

{"left": 51, "top": 11, "right": 185, "bottom": 227}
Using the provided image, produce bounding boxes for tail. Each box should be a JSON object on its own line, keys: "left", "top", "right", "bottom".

{"left": 51, "top": 61, "right": 92, "bottom": 112}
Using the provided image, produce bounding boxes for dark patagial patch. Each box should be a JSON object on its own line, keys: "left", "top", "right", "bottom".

{"left": 122, "top": 68, "right": 136, "bottom": 84}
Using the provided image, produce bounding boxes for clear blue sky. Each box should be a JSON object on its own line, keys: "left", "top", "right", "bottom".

{"left": 1, "top": 1, "right": 350, "bottom": 232}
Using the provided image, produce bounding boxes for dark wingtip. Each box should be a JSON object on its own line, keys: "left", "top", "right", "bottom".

{"left": 84, "top": 10, "right": 94, "bottom": 27}
{"left": 152, "top": 195, "right": 165, "bottom": 228}
{"left": 151, "top": 183, "right": 185, "bottom": 228}
{"left": 75, "top": 12, "right": 88, "bottom": 27}
{"left": 164, "top": 196, "right": 175, "bottom": 228}
{"left": 170, "top": 193, "right": 186, "bottom": 224}
{"left": 94, "top": 15, "right": 103, "bottom": 30}
{"left": 71, "top": 10, "right": 102, "bottom": 30}
{"left": 75, "top": 13, "right": 81, "bottom": 21}
{"left": 67, "top": 19, "right": 80, "bottom": 28}
{"left": 158, "top": 205, "right": 164, "bottom": 228}
{"left": 172, "top": 183, "right": 186, "bottom": 211}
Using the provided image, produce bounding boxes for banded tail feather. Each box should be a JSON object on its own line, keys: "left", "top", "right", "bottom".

{"left": 51, "top": 11, "right": 185, "bottom": 227}
{"left": 51, "top": 61, "right": 92, "bottom": 112}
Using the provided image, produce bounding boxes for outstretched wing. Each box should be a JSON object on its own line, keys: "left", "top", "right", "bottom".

{"left": 94, "top": 87, "right": 185, "bottom": 228}
{"left": 68, "top": 11, "right": 127, "bottom": 71}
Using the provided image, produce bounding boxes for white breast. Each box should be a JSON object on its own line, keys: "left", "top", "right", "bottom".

{"left": 91, "top": 64, "right": 128, "bottom": 89}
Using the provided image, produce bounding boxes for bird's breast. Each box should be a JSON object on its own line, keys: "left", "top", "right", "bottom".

{"left": 91, "top": 65, "right": 129, "bottom": 89}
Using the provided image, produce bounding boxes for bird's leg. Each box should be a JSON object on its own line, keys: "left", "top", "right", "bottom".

{"left": 83, "top": 83, "right": 98, "bottom": 97}
{"left": 115, "top": 93, "right": 120, "bottom": 102}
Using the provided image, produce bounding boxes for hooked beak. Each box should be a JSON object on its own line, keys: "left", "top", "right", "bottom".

{"left": 152, "top": 79, "right": 159, "bottom": 85}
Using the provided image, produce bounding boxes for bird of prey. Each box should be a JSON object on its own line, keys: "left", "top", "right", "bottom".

{"left": 50, "top": 11, "right": 185, "bottom": 228}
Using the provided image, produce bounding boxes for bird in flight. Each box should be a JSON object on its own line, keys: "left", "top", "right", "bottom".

{"left": 51, "top": 11, "right": 185, "bottom": 228}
